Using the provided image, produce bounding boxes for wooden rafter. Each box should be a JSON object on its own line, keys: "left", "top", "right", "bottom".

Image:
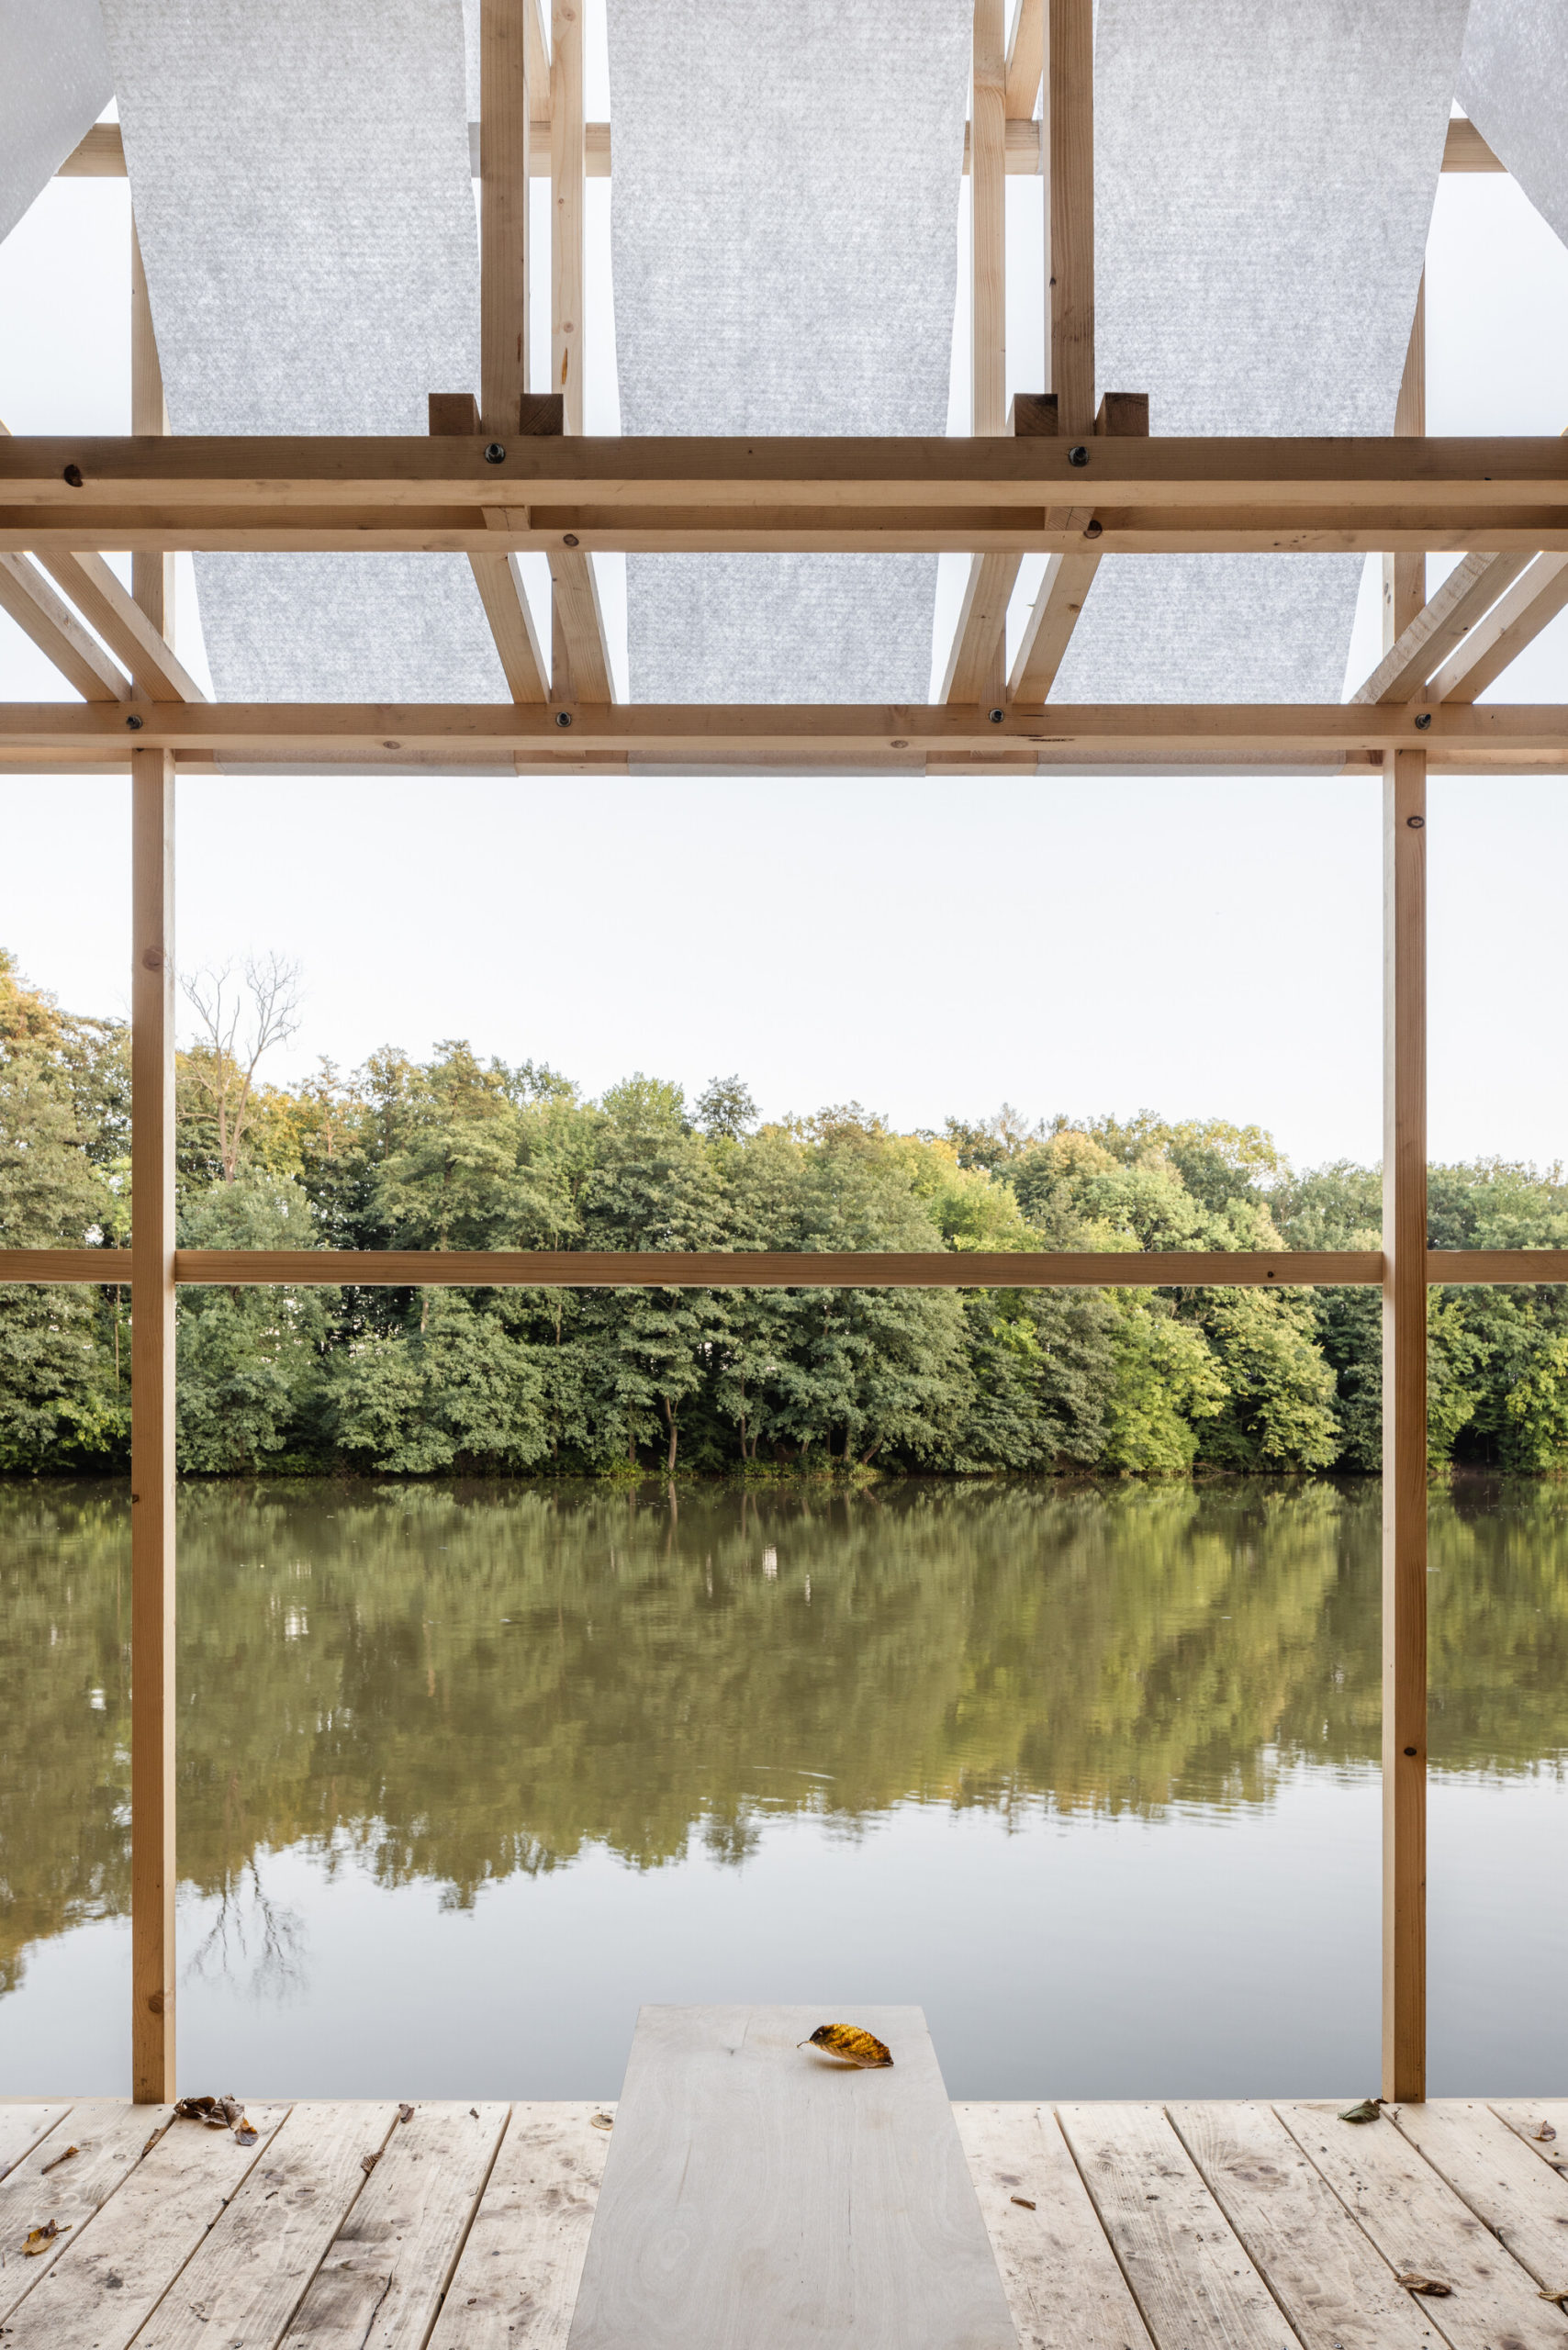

{"left": 1004, "top": 0, "right": 1044, "bottom": 122}
{"left": 1351, "top": 549, "right": 1532, "bottom": 701}
{"left": 1425, "top": 551, "right": 1568, "bottom": 699}
{"left": 944, "top": 0, "right": 1013, "bottom": 711}
{"left": 0, "top": 551, "right": 130, "bottom": 699}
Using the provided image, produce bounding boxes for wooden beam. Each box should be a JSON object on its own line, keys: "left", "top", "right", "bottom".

{"left": 1009, "top": 390, "right": 1148, "bottom": 702}
{"left": 527, "top": 0, "right": 552, "bottom": 122}
{"left": 130, "top": 746, "right": 176, "bottom": 2104}
{"left": 1004, "top": 0, "right": 1045, "bottom": 122}
{"left": 35, "top": 552, "right": 206, "bottom": 699}
{"left": 57, "top": 115, "right": 1503, "bottom": 183}
{"left": 1425, "top": 550, "right": 1568, "bottom": 700}
{"left": 1047, "top": 0, "right": 1093, "bottom": 435}
{"left": 1351, "top": 550, "right": 1533, "bottom": 702}
{"left": 8, "top": 698, "right": 1568, "bottom": 765}
{"left": 130, "top": 222, "right": 174, "bottom": 642}
{"left": 172, "top": 1248, "right": 1384, "bottom": 1290}
{"left": 548, "top": 0, "right": 614, "bottom": 709}
{"left": 21, "top": 1244, "right": 1568, "bottom": 1287}
{"left": 945, "top": 0, "right": 1013, "bottom": 712}
{"left": 1382, "top": 278, "right": 1426, "bottom": 656}
{"left": 482, "top": 0, "right": 532, "bottom": 439}
{"left": 431, "top": 395, "right": 550, "bottom": 701}
{"left": 0, "top": 551, "right": 131, "bottom": 699}
{"left": 1383, "top": 744, "right": 1427, "bottom": 2106}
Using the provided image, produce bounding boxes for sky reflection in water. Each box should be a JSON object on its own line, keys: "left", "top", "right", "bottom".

{"left": 2, "top": 1477, "right": 1565, "bottom": 2098}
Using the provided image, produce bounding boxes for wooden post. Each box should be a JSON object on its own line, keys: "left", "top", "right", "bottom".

{"left": 972, "top": 0, "right": 1007, "bottom": 441}
{"left": 481, "top": 0, "right": 531, "bottom": 439}
{"left": 550, "top": 0, "right": 584, "bottom": 436}
{"left": 1382, "top": 280, "right": 1427, "bottom": 2106}
{"left": 130, "top": 747, "right": 177, "bottom": 2103}
{"left": 1047, "top": 0, "right": 1093, "bottom": 434}
{"left": 130, "top": 221, "right": 174, "bottom": 645}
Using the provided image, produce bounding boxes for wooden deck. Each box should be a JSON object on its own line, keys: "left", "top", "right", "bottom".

{"left": 0, "top": 2096, "right": 1564, "bottom": 2349}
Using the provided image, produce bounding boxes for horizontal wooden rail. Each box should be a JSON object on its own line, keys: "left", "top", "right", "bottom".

{"left": 3, "top": 701, "right": 1568, "bottom": 770}
{"left": 2, "top": 1247, "right": 1375, "bottom": 1288}
{"left": 2, "top": 438, "right": 1566, "bottom": 561}
{"left": 8, "top": 1248, "right": 1568, "bottom": 1288}
{"left": 54, "top": 116, "right": 1501, "bottom": 185}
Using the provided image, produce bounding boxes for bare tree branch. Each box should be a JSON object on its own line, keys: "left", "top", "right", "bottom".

{"left": 181, "top": 951, "right": 303, "bottom": 1181}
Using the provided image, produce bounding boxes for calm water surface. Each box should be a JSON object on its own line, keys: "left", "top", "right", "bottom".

{"left": 2, "top": 1477, "right": 1565, "bottom": 2098}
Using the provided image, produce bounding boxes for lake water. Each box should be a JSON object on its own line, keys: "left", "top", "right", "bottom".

{"left": 3, "top": 1476, "right": 1565, "bottom": 2100}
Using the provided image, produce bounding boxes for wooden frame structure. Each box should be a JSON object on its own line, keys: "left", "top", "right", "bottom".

{"left": 5, "top": 0, "right": 1566, "bottom": 2109}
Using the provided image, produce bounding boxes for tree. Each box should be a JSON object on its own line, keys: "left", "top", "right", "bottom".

{"left": 695, "top": 1074, "right": 757, "bottom": 1141}
{"left": 181, "top": 952, "right": 302, "bottom": 1182}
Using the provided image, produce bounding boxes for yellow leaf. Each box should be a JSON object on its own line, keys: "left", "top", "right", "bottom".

{"left": 24, "top": 2220, "right": 69, "bottom": 2256}
{"left": 799, "top": 2024, "right": 894, "bottom": 2069}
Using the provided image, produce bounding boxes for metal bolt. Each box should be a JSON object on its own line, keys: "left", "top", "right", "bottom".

{"left": 1083, "top": 519, "right": 1103, "bottom": 540}
{"left": 1403, "top": 1745, "right": 1418, "bottom": 1756}
{"left": 563, "top": 532, "right": 579, "bottom": 547}
{"left": 483, "top": 442, "right": 507, "bottom": 464}
{"left": 1067, "top": 444, "right": 1089, "bottom": 467}
{"left": 1406, "top": 813, "right": 1425, "bottom": 829}
{"left": 1414, "top": 710, "right": 1432, "bottom": 730}
{"left": 988, "top": 707, "right": 1004, "bottom": 724}
{"left": 554, "top": 710, "right": 574, "bottom": 728}
{"left": 126, "top": 712, "right": 144, "bottom": 730}
{"left": 63, "top": 464, "right": 84, "bottom": 487}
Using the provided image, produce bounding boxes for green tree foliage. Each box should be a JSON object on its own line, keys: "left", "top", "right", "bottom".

{"left": 10, "top": 946, "right": 1568, "bottom": 1479}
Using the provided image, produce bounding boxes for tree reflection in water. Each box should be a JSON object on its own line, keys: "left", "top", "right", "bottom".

{"left": 3, "top": 1474, "right": 1567, "bottom": 2001}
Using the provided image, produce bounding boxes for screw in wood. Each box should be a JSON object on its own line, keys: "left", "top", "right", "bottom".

{"left": 1068, "top": 445, "right": 1089, "bottom": 466}
{"left": 483, "top": 442, "right": 507, "bottom": 464}
{"left": 554, "top": 711, "right": 574, "bottom": 728}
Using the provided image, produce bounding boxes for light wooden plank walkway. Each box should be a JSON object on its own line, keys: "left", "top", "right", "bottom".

{"left": 1, "top": 2097, "right": 1566, "bottom": 2349}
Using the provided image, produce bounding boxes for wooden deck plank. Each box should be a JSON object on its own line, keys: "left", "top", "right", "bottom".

{"left": 5, "top": 2104, "right": 293, "bottom": 2350}
{"left": 1394, "top": 2101, "right": 1568, "bottom": 2300}
{"left": 0, "top": 2102, "right": 172, "bottom": 2321}
{"left": 953, "top": 2102, "right": 1155, "bottom": 2350}
{"left": 279, "top": 2101, "right": 509, "bottom": 2350}
{"left": 1276, "top": 2101, "right": 1568, "bottom": 2350}
{"left": 565, "top": 2006, "right": 1014, "bottom": 2350}
{"left": 1494, "top": 2103, "right": 1568, "bottom": 2179}
{"left": 427, "top": 2103, "right": 611, "bottom": 2350}
{"left": 0, "top": 2107, "right": 73, "bottom": 2184}
{"left": 135, "top": 2102, "right": 398, "bottom": 2350}
{"left": 1057, "top": 2102, "right": 1299, "bottom": 2350}
{"left": 1169, "top": 2099, "right": 1440, "bottom": 2350}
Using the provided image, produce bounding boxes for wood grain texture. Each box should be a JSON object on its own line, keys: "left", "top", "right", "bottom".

{"left": 1393, "top": 2103, "right": 1568, "bottom": 2300}
{"left": 954, "top": 2103, "right": 1155, "bottom": 2350}
{"left": 1277, "top": 2103, "right": 1568, "bottom": 2350}
{"left": 1057, "top": 2103, "right": 1289, "bottom": 2350}
{"left": 35, "top": 552, "right": 205, "bottom": 700}
{"left": 1383, "top": 744, "right": 1427, "bottom": 2105}
{"left": 1004, "top": 0, "right": 1044, "bottom": 121}
{"left": 972, "top": 0, "right": 1007, "bottom": 441}
{"left": 1494, "top": 2103, "right": 1568, "bottom": 2181}
{"left": 280, "top": 2102, "right": 509, "bottom": 2349}
{"left": 130, "top": 219, "right": 174, "bottom": 639}
{"left": 0, "top": 2101, "right": 173, "bottom": 2322}
{"left": 130, "top": 750, "right": 176, "bottom": 2107}
{"left": 550, "top": 0, "right": 584, "bottom": 431}
{"left": 1047, "top": 0, "right": 1093, "bottom": 432}
{"left": 1169, "top": 2099, "right": 1439, "bottom": 2350}
{"left": 566, "top": 2007, "right": 1014, "bottom": 2350}
{"left": 6, "top": 2105, "right": 292, "bottom": 2350}
{"left": 1428, "top": 552, "right": 1568, "bottom": 701}
{"left": 136, "top": 2103, "right": 398, "bottom": 2350}
{"left": 944, "top": 551, "right": 1020, "bottom": 704}
{"left": 1352, "top": 550, "right": 1531, "bottom": 703}
{"left": 1383, "top": 276, "right": 1427, "bottom": 653}
{"left": 167, "top": 1247, "right": 1384, "bottom": 1291}
{"left": 431, "top": 390, "right": 550, "bottom": 706}
{"left": 427, "top": 2103, "right": 610, "bottom": 2350}
{"left": 481, "top": 0, "right": 531, "bottom": 438}
{"left": 0, "top": 2108, "right": 73, "bottom": 2184}
{"left": 0, "top": 553, "right": 130, "bottom": 700}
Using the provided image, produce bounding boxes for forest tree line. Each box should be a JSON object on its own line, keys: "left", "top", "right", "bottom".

{"left": 5, "top": 947, "right": 1568, "bottom": 1480}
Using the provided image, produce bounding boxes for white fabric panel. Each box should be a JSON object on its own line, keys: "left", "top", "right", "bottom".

{"left": 1459, "top": 0, "right": 1568, "bottom": 246}
{"left": 607, "top": 0, "right": 970, "bottom": 704}
{"left": 1054, "top": 0, "right": 1468, "bottom": 707}
{"left": 0, "top": 0, "right": 112, "bottom": 245}
{"left": 100, "top": 0, "right": 506, "bottom": 703}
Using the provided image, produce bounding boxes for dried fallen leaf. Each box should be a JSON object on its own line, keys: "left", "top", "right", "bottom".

{"left": 234, "top": 2121, "right": 258, "bottom": 2148}
{"left": 1010, "top": 2196, "right": 1036, "bottom": 2210}
{"left": 1536, "top": 2121, "right": 1559, "bottom": 2143}
{"left": 39, "top": 2144, "right": 79, "bottom": 2176}
{"left": 799, "top": 2024, "right": 894, "bottom": 2070}
{"left": 1395, "top": 2274, "right": 1452, "bottom": 2297}
{"left": 24, "top": 2220, "right": 69, "bottom": 2256}
{"left": 218, "top": 2098, "right": 241, "bottom": 2130}
{"left": 1338, "top": 2098, "right": 1381, "bottom": 2124}
{"left": 590, "top": 2113, "right": 614, "bottom": 2132}
{"left": 1538, "top": 2288, "right": 1568, "bottom": 2304}
{"left": 360, "top": 2152, "right": 378, "bottom": 2175}
{"left": 398, "top": 2104, "right": 415, "bottom": 2125}
{"left": 174, "top": 2097, "right": 218, "bottom": 2122}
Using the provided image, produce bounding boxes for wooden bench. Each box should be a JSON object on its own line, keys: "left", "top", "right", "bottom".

{"left": 565, "top": 2005, "right": 1018, "bottom": 2350}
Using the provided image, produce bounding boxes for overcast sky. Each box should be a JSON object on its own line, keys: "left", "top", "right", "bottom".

{"left": 3, "top": 43, "right": 1567, "bottom": 1172}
